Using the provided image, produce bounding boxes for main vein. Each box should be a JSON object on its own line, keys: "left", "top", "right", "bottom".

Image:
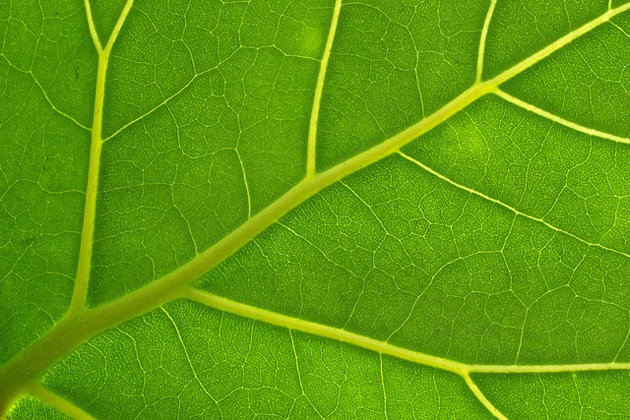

{"left": 2, "top": 2, "right": 630, "bottom": 415}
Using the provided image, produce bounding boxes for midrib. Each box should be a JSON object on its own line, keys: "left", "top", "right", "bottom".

{"left": 1, "top": 2, "right": 630, "bottom": 415}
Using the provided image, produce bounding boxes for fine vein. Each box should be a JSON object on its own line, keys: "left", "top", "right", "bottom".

{"left": 397, "top": 150, "right": 630, "bottom": 260}
{"left": 496, "top": 89, "right": 630, "bottom": 145}
{"left": 2, "top": 3, "right": 630, "bottom": 415}
{"left": 27, "top": 70, "right": 91, "bottom": 131}
{"left": 477, "top": 0, "right": 498, "bottom": 82}
{"left": 307, "top": 0, "right": 343, "bottom": 178}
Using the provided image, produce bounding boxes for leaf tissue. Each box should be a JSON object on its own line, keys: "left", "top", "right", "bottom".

{"left": 2, "top": 0, "right": 630, "bottom": 418}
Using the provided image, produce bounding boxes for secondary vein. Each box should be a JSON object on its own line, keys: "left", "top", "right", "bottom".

{"left": 496, "top": 89, "right": 630, "bottom": 145}
{"left": 463, "top": 374, "right": 508, "bottom": 420}
{"left": 70, "top": 0, "right": 135, "bottom": 316}
{"left": 306, "top": 0, "right": 343, "bottom": 179}
{"left": 2, "top": 4, "right": 630, "bottom": 414}
{"left": 186, "top": 289, "right": 630, "bottom": 375}
{"left": 26, "top": 382, "right": 98, "bottom": 420}
{"left": 477, "top": 0, "right": 498, "bottom": 82}
{"left": 84, "top": 0, "right": 102, "bottom": 53}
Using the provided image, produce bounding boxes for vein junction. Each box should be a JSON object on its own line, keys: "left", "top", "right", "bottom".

{"left": 185, "top": 288, "right": 630, "bottom": 376}
{"left": 3, "top": 2, "right": 630, "bottom": 418}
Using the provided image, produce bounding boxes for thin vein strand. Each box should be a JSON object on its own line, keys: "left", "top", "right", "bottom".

{"left": 84, "top": 0, "right": 102, "bottom": 53}
{"left": 496, "top": 89, "right": 630, "bottom": 144}
{"left": 307, "top": 0, "right": 342, "bottom": 178}
{"left": 397, "top": 150, "right": 630, "bottom": 260}
{"left": 463, "top": 374, "right": 508, "bottom": 420}
{"left": 477, "top": 0, "right": 498, "bottom": 82}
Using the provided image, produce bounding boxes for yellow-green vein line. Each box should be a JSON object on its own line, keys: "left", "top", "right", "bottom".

{"left": 3, "top": 4, "right": 630, "bottom": 414}
{"left": 70, "top": 0, "right": 135, "bottom": 316}
{"left": 184, "top": 288, "right": 469, "bottom": 376}
{"left": 397, "top": 150, "right": 630, "bottom": 259}
{"left": 186, "top": 289, "right": 630, "bottom": 375}
{"left": 491, "top": 3, "right": 630, "bottom": 86}
{"left": 69, "top": 52, "right": 107, "bottom": 316}
{"left": 104, "top": 0, "right": 135, "bottom": 53}
{"left": 26, "top": 382, "right": 97, "bottom": 420}
{"left": 84, "top": 0, "right": 102, "bottom": 53}
{"left": 463, "top": 374, "right": 507, "bottom": 420}
{"left": 477, "top": 0, "right": 497, "bottom": 83}
{"left": 21, "top": 69, "right": 91, "bottom": 130}
{"left": 307, "top": 0, "right": 342, "bottom": 178}
{"left": 496, "top": 89, "right": 630, "bottom": 144}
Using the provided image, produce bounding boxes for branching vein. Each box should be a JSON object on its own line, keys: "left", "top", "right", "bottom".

{"left": 26, "top": 382, "right": 97, "bottom": 420}
{"left": 70, "top": 0, "right": 135, "bottom": 316}
{"left": 397, "top": 151, "right": 630, "bottom": 259}
{"left": 3, "top": 3, "right": 630, "bottom": 416}
{"left": 307, "top": 0, "right": 343, "bottom": 178}
{"left": 496, "top": 89, "right": 630, "bottom": 145}
{"left": 463, "top": 374, "right": 507, "bottom": 420}
{"left": 477, "top": 0, "right": 498, "bottom": 83}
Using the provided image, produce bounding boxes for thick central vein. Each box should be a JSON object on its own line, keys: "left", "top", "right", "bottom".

{"left": 1, "top": 3, "right": 630, "bottom": 414}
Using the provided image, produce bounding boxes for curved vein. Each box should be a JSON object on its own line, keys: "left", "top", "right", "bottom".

{"left": 26, "top": 382, "right": 97, "bottom": 420}
{"left": 70, "top": 0, "right": 135, "bottom": 316}
{"left": 307, "top": 0, "right": 343, "bottom": 178}
{"left": 84, "top": 0, "right": 102, "bottom": 53}
{"left": 3, "top": 3, "right": 630, "bottom": 412}
{"left": 463, "top": 374, "right": 507, "bottom": 420}
{"left": 185, "top": 289, "right": 630, "bottom": 375}
{"left": 28, "top": 70, "right": 91, "bottom": 131}
{"left": 397, "top": 150, "right": 630, "bottom": 259}
{"left": 477, "top": 0, "right": 498, "bottom": 83}
{"left": 3, "top": 60, "right": 91, "bottom": 131}
{"left": 160, "top": 307, "right": 221, "bottom": 411}
{"left": 495, "top": 89, "right": 630, "bottom": 145}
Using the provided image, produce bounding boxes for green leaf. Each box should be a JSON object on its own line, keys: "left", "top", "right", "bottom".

{"left": 2, "top": 0, "right": 630, "bottom": 418}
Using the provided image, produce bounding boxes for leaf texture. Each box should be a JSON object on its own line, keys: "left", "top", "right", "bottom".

{"left": 2, "top": 0, "right": 630, "bottom": 418}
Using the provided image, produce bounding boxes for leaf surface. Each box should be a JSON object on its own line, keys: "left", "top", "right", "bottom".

{"left": 2, "top": 0, "right": 630, "bottom": 418}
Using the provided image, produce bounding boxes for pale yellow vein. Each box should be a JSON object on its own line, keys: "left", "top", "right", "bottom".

{"left": 26, "top": 382, "right": 97, "bottom": 420}
{"left": 463, "top": 374, "right": 508, "bottom": 420}
{"left": 496, "top": 89, "right": 630, "bottom": 145}
{"left": 307, "top": 0, "right": 343, "bottom": 179}
{"left": 477, "top": 0, "right": 498, "bottom": 83}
